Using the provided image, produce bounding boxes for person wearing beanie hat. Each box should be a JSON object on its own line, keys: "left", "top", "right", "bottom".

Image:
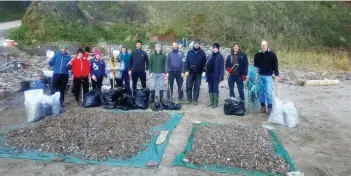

{"left": 226, "top": 44, "right": 248, "bottom": 103}
{"left": 48, "top": 44, "right": 72, "bottom": 107}
{"left": 120, "top": 45, "right": 131, "bottom": 94}
{"left": 129, "top": 40, "right": 149, "bottom": 93}
{"left": 205, "top": 43, "right": 224, "bottom": 108}
{"left": 165, "top": 41, "right": 185, "bottom": 103}
{"left": 68, "top": 48, "right": 90, "bottom": 105}
{"left": 183, "top": 39, "right": 207, "bottom": 105}
{"left": 149, "top": 43, "right": 166, "bottom": 103}
{"left": 90, "top": 49, "right": 106, "bottom": 90}
{"left": 107, "top": 49, "right": 125, "bottom": 88}
{"left": 84, "top": 46, "right": 92, "bottom": 60}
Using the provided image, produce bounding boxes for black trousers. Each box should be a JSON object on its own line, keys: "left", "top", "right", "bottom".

{"left": 73, "top": 77, "right": 89, "bottom": 101}
{"left": 131, "top": 71, "right": 146, "bottom": 91}
{"left": 91, "top": 77, "right": 103, "bottom": 90}
{"left": 186, "top": 72, "right": 202, "bottom": 102}
{"left": 50, "top": 73, "right": 69, "bottom": 104}
{"left": 110, "top": 78, "right": 123, "bottom": 88}
{"left": 167, "top": 71, "right": 183, "bottom": 100}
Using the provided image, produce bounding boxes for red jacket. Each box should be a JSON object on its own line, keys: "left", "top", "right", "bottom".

{"left": 71, "top": 57, "right": 90, "bottom": 78}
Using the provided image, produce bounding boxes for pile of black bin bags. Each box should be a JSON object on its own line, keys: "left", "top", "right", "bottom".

{"left": 224, "top": 98, "right": 246, "bottom": 116}
{"left": 83, "top": 87, "right": 150, "bottom": 110}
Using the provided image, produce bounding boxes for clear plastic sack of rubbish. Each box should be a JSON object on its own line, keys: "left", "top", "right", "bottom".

{"left": 268, "top": 98, "right": 286, "bottom": 126}
{"left": 24, "top": 89, "right": 43, "bottom": 102}
{"left": 51, "top": 92, "right": 62, "bottom": 115}
{"left": 46, "top": 50, "right": 55, "bottom": 58}
{"left": 283, "top": 101, "right": 299, "bottom": 127}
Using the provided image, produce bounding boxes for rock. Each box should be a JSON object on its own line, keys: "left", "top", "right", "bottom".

{"left": 156, "top": 130, "right": 168, "bottom": 145}
{"left": 52, "top": 157, "right": 65, "bottom": 162}
{"left": 146, "top": 161, "right": 158, "bottom": 167}
{"left": 192, "top": 121, "right": 201, "bottom": 124}
{"left": 292, "top": 70, "right": 305, "bottom": 79}
{"left": 182, "top": 158, "right": 189, "bottom": 163}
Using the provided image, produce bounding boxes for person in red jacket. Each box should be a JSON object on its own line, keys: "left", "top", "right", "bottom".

{"left": 68, "top": 48, "right": 91, "bottom": 105}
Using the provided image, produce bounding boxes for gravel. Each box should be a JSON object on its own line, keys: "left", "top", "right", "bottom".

{"left": 2, "top": 109, "right": 169, "bottom": 160}
{"left": 186, "top": 124, "right": 290, "bottom": 174}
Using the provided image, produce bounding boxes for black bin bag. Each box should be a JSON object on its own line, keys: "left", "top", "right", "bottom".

{"left": 224, "top": 98, "right": 245, "bottom": 116}
{"left": 83, "top": 89, "right": 102, "bottom": 108}
{"left": 134, "top": 88, "right": 150, "bottom": 110}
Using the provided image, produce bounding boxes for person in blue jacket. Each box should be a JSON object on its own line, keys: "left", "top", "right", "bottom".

{"left": 183, "top": 39, "right": 207, "bottom": 105}
{"left": 48, "top": 44, "right": 72, "bottom": 107}
{"left": 120, "top": 45, "right": 131, "bottom": 94}
{"left": 90, "top": 49, "right": 106, "bottom": 90}
{"left": 205, "top": 43, "right": 224, "bottom": 108}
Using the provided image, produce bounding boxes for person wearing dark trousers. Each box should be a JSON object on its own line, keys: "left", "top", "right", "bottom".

{"left": 120, "top": 45, "right": 131, "bottom": 94}
{"left": 205, "top": 43, "right": 224, "bottom": 108}
{"left": 225, "top": 44, "right": 249, "bottom": 101}
{"left": 129, "top": 40, "right": 149, "bottom": 94}
{"left": 183, "top": 39, "right": 207, "bottom": 105}
{"left": 149, "top": 43, "right": 166, "bottom": 103}
{"left": 254, "top": 40, "right": 280, "bottom": 115}
{"left": 69, "top": 48, "right": 90, "bottom": 105}
{"left": 90, "top": 49, "right": 106, "bottom": 90}
{"left": 48, "top": 44, "right": 72, "bottom": 107}
{"left": 165, "top": 41, "right": 185, "bottom": 103}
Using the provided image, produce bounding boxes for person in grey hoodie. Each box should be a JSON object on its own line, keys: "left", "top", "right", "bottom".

{"left": 165, "top": 41, "right": 185, "bottom": 103}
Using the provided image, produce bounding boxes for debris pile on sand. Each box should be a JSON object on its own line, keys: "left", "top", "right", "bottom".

{"left": 186, "top": 124, "right": 290, "bottom": 174}
{"left": 2, "top": 109, "right": 169, "bottom": 160}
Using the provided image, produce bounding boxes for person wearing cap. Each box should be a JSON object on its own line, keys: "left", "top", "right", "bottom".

{"left": 254, "top": 40, "right": 280, "bottom": 115}
{"left": 183, "top": 39, "right": 207, "bottom": 105}
{"left": 90, "top": 49, "right": 106, "bottom": 90}
{"left": 129, "top": 40, "right": 149, "bottom": 93}
{"left": 68, "top": 48, "right": 90, "bottom": 105}
{"left": 225, "top": 44, "right": 248, "bottom": 101}
{"left": 48, "top": 44, "right": 72, "bottom": 107}
{"left": 149, "top": 43, "right": 166, "bottom": 103}
{"left": 165, "top": 41, "right": 185, "bottom": 103}
{"left": 120, "top": 45, "right": 131, "bottom": 94}
{"left": 205, "top": 43, "right": 224, "bottom": 108}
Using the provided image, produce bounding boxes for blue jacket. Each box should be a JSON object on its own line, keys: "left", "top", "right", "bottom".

{"left": 225, "top": 51, "right": 249, "bottom": 76}
{"left": 206, "top": 52, "right": 224, "bottom": 78}
{"left": 166, "top": 48, "right": 185, "bottom": 72}
{"left": 90, "top": 58, "right": 106, "bottom": 78}
{"left": 183, "top": 48, "right": 207, "bottom": 73}
{"left": 49, "top": 51, "right": 72, "bottom": 75}
{"left": 120, "top": 51, "right": 131, "bottom": 72}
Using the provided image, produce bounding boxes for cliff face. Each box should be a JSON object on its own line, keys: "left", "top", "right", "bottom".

{"left": 12, "top": 1, "right": 351, "bottom": 51}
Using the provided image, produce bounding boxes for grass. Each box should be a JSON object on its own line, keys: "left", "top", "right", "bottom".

{"left": 276, "top": 49, "right": 350, "bottom": 71}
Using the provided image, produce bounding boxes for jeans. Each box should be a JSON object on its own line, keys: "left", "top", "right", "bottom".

{"left": 186, "top": 72, "right": 202, "bottom": 102}
{"left": 149, "top": 73, "right": 165, "bottom": 91}
{"left": 167, "top": 71, "right": 183, "bottom": 100}
{"left": 207, "top": 73, "right": 220, "bottom": 96}
{"left": 132, "top": 71, "right": 147, "bottom": 91}
{"left": 122, "top": 71, "right": 131, "bottom": 94}
{"left": 228, "top": 75, "right": 245, "bottom": 100}
{"left": 73, "top": 77, "right": 89, "bottom": 101}
{"left": 259, "top": 76, "right": 273, "bottom": 107}
{"left": 51, "top": 73, "right": 69, "bottom": 104}
{"left": 91, "top": 76, "right": 103, "bottom": 90}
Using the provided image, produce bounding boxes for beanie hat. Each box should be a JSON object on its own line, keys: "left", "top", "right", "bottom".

{"left": 112, "top": 49, "right": 120, "bottom": 56}
{"left": 84, "top": 46, "right": 91, "bottom": 53}
{"left": 155, "top": 43, "right": 162, "bottom": 49}
{"left": 212, "top": 43, "right": 220, "bottom": 49}
{"left": 60, "top": 44, "right": 68, "bottom": 49}
{"left": 77, "top": 48, "right": 84, "bottom": 54}
{"left": 94, "top": 49, "right": 101, "bottom": 57}
{"left": 194, "top": 39, "right": 201, "bottom": 45}
{"left": 121, "top": 45, "right": 127, "bottom": 50}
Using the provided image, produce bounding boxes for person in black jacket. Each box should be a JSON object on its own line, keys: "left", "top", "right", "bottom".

{"left": 205, "top": 43, "right": 224, "bottom": 108}
{"left": 225, "top": 44, "right": 248, "bottom": 101}
{"left": 254, "top": 40, "right": 280, "bottom": 115}
{"left": 183, "top": 39, "right": 207, "bottom": 105}
{"left": 129, "top": 40, "right": 149, "bottom": 93}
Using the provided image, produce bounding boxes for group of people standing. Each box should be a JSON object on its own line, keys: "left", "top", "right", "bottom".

{"left": 48, "top": 39, "right": 279, "bottom": 115}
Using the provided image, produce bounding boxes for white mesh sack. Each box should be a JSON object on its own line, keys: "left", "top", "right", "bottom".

{"left": 283, "top": 101, "right": 299, "bottom": 128}
{"left": 267, "top": 98, "right": 286, "bottom": 126}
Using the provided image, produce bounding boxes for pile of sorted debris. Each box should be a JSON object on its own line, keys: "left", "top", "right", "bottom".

{"left": 2, "top": 109, "right": 169, "bottom": 160}
{"left": 186, "top": 124, "right": 291, "bottom": 174}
